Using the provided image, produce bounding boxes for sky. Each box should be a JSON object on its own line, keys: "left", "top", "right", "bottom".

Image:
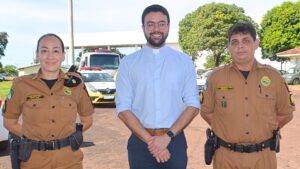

{"left": 0, "top": 0, "right": 297, "bottom": 68}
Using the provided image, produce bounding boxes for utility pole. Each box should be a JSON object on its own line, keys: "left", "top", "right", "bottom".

{"left": 68, "top": 0, "right": 75, "bottom": 65}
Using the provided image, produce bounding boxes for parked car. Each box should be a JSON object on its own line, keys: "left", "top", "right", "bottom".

{"left": 0, "top": 74, "right": 5, "bottom": 81}
{"left": 197, "top": 70, "right": 213, "bottom": 92}
{"left": 0, "top": 97, "right": 9, "bottom": 151}
{"left": 80, "top": 68, "right": 116, "bottom": 105}
{"left": 282, "top": 66, "right": 300, "bottom": 85}
{"left": 278, "top": 70, "right": 287, "bottom": 75}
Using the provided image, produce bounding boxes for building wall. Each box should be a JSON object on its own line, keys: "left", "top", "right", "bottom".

{"left": 18, "top": 65, "right": 68, "bottom": 76}
{"left": 18, "top": 65, "right": 41, "bottom": 76}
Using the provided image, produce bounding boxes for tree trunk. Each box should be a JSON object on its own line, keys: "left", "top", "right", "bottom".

{"left": 214, "top": 53, "right": 221, "bottom": 67}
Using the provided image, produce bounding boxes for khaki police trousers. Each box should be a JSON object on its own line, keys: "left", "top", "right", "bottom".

{"left": 21, "top": 146, "right": 83, "bottom": 169}
{"left": 213, "top": 147, "right": 277, "bottom": 169}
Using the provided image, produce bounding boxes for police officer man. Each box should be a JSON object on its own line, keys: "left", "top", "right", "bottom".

{"left": 2, "top": 33, "right": 94, "bottom": 169}
{"left": 200, "top": 22, "right": 295, "bottom": 169}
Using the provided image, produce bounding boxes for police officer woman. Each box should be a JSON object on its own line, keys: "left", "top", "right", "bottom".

{"left": 2, "top": 33, "right": 94, "bottom": 169}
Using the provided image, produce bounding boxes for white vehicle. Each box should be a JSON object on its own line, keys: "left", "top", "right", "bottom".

{"left": 197, "top": 70, "right": 213, "bottom": 91}
{"left": 80, "top": 68, "right": 116, "bottom": 105}
{"left": 79, "top": 50, "right": 120, "bottom": 76}
{"left": 0, "top": 97, "right": 9, "bottom": 150}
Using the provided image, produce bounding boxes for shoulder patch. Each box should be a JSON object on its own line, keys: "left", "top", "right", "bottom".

{"left": 6, "top": 88, "right": 14, "bottom": 100}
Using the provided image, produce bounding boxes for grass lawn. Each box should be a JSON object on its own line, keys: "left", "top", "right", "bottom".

{"left": 0, "top": 81, "right": 13, "bottom": 99}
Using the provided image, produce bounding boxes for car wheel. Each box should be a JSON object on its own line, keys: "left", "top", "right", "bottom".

{"left": 292, "top": 78, "right": 300, "bottom": 85}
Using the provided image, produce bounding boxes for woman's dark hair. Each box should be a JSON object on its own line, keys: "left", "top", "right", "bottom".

{"left": 142, "top": 4, "right": 170, "bottom": 25}
{"left": 228, "top": 22, "right": 257, "bottom": 41}
{"left": 36, "top": 33, "right": 65, "bottom": 52}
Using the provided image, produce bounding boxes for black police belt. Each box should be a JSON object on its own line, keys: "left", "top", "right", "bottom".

{"left": 24, "top": 136, "right": 71, "bottom": 151}
{"left": 217, "top": 136, "right": 273, "bottom": 153}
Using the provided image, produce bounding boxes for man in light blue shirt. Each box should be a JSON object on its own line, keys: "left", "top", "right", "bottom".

{"left": 116, "top": 4, "right": 200, "bottom": 169}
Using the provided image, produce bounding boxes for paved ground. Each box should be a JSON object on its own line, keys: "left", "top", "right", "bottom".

{"left": 0, "top": 87, "right": 299, "bottom": 169}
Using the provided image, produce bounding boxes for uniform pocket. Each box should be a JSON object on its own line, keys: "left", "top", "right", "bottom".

{"left": 59, "top": 96, "right": 78, "bottom": 122}
{"left": 215, "top": 91, "right": 234, "bottom": 114}
{"left": 257, "top": 89, "right": 276, "bottom": 116}
{"left": 23, "top": 99, "right": 47, "bottom": 123}
{"left": 24, "top": 99, "right": 44, "bottom": 109}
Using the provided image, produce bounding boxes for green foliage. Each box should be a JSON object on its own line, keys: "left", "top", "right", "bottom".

{"left": 0, "top": 32, "right": 8, "bottom": 59}
{"left": 204, "top": 53, "right": 232, "bottom": 68}
{"left": 259, "top": 1, "right": 300, "bottom": 61}
{"left": 0, "top": 81, "right": 12, "bottom": 99}
{"left": 179, "top": 2, "right": 256, "bottom": 68}
{"left": 3, "top": 65, "right": 18, "bottom": 76}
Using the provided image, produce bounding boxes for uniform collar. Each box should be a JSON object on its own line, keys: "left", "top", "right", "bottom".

{"left": 229, "top": 59, "right": 262, "bottom": 72}
{"left": 32, "top": 69, "right": 66, "bottom": 80}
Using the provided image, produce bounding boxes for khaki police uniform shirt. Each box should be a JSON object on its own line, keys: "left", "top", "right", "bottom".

{"left": 2, "top": 69, "right": 94, "bottom": 141}
{"left": 201, "top": 61, "right": 294, "bottom": 144}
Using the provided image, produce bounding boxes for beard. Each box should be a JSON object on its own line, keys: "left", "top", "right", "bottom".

{"left": 144, "top": 32, "right": 168, "bottom": 48}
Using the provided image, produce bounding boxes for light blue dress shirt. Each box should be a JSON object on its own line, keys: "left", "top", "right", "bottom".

{"left": 116, "top": 45, "right": 200, "bottom": 128}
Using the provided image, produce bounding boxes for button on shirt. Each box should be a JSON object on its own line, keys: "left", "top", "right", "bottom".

{"left": 116, "top": 45, "right": 200, "bottom": 128}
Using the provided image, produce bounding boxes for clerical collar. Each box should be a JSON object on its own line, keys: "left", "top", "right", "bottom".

{"left": 153, "top": 48, "right": 159, "bottom": 55}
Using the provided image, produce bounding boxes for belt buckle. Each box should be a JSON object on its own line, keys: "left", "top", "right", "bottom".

{"left": 241, "top": 145, "right": 251, "bottom": 153}
{"left": 45, "top": 141, "right": 55, "bottom": 150}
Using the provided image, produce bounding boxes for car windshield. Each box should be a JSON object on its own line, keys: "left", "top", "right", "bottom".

{"left": 81, "top": 73, "right": 114, "bottom": 82}
{"left": 90, "top": 54, "right": 119, "bottom": 69}
{"left": 287, "top": 67, "right": 300, "bottom": 74}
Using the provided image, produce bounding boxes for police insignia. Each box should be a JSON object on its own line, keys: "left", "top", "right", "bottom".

{"left": 63, "top": 86, "right": 72, "bottom": 95}
{"left": 261, "top": 76, "right": 271, "bottom": 87}
{"left": 26, "top": 94, "right": 44, "bottom": 101}
{"left": 6, "top": 89, "right": 14, "bottom": 100}
{"left": 290, "top": 94, "right": 295, "bottom": 106}
{"left": 200, "top": 91, "right": 204, "bottom": 104}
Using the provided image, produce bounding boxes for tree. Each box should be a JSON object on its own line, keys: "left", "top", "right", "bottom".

{"left": 3, "top": 65, "right": 18, "bottom": 76}
{"left": 178, "top": 2, "right": 256, "bottom": 68}
{"left": 259, "top": 1, "right": 300, "bottom": 62}
{"left": 0, "top": 32, "right": 8, "bottom": 59}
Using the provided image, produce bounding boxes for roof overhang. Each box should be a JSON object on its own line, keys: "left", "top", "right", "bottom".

{"left": 60, "top": 29, "right": 178, "bottom": 49}
{"left": 276, "top": 47, "right": 300, "bottom": 57}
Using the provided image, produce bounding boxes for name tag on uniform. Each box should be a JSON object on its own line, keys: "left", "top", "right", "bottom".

{"left": 26, "top": 94, "right": 44, "bottom": 101}
{"left": 217, "top": 86, "right": 233, "bottom": 91}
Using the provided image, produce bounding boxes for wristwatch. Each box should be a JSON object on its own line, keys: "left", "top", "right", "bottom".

{"left": 166, "top": 130, "right": 175, "bottom": 140}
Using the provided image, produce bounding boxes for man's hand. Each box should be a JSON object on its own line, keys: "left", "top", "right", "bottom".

{"left": 147, "top": 135, "right": 172, "bottom": 162}
{"left": 154, "top": 148, "right": 171, "bottom": 163}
